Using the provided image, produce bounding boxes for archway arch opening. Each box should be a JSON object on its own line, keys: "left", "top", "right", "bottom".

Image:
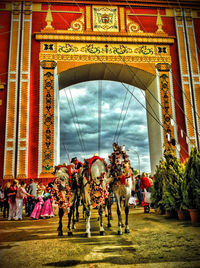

{"left": 57, "top": 63, "right": 162, "bottom": 174}
{"left": 59, "top": 80, "right": 151, "bottom": 173}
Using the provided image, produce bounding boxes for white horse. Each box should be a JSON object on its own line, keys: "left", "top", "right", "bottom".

{"left": 81, "top": 157, "right": 109, "bottom": 237}
{"left": 107, "top": 142, "right": 133, "bottom": 235}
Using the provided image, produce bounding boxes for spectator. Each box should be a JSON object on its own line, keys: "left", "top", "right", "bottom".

{"left": 27, "top": 179, "right": 37, "bottom": 216}
{"left": 140, "top": 172, "right": 151, "bottom": 191}
{"left": 15, "top": 181, "right": 33, "bottom": 220}
{"left": 140, "top": 173, "right": 152, "bottom": 213}
{"left": 135, "top": 175, "right": 143, "bottom": 205}
{"left": 3, "top": 182, "right": 10, "bottom": 218}
{"left": 7, "top": 180, "right": 18, "bottom": 220}
{"left": 0, "top": 185, "right": 4, "bottom": 212}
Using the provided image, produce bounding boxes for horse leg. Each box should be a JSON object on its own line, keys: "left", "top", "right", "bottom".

{"left": 58, "top": 207, "right": 64, "bottom": 236}
{"left": 104, "top": 198, "right": 108, "bottom": 217}
{"left": 125, "top": 200, "right": 130, "bottom": 233}
{"left": 116, "top": 196, "right": 123, "bottom": 235}
{"left": 72, "top": 202, "right": 76, "bottom": 230}
{"left": 82, "top": 203, "right": 86, "bottom": 221}
{"left": 76, "top": 195, "right": 80, "bottom": 222}
{"left": 67, "top": 207, "right": 73, "bottom": 236}
{"left": 119, "top": 197, "right": 124, "bottom": 227}
{"left": 107, "top": 194, "right": 112, "bottom": 228}
{"left": 85, "top": 204, "right": 91, "bottom": 237}
{"left": 99, "top": 204, "right": 105, "bottom": 235}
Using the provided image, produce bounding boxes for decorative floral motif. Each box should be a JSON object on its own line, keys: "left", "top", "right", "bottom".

{"left": 58, "top": 44, "right": 78, "bottom": 53}
{"left": 134, "top": 45, "right": 154, "bottom": 55}
{"left": 89, "top": 179, "right": 109, "bottom": 205}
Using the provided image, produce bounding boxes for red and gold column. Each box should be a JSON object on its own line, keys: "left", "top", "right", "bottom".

{"left": 17, "top": 2, "right": 32, "bottom": 178}
{"left": 4, "top": 2, "right": 21, "bottom": 179}
{"left": 39, "top": 60, "right": 57, "bottom": 178}
{"left": 175, "top": 9, "right": 198, "bottom": 150}
{"left": 183, "top": 9, "right": 200, "bottom": 148}
{"left": 156, "top": 63, "right": 176, "bottom": 150}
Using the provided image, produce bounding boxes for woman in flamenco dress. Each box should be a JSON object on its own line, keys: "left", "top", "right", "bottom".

{"left": 30, "top": 196, "right": 44, "bottom": 220}
{"left": 40, "top": 191, "right": 54, "bottom": 218}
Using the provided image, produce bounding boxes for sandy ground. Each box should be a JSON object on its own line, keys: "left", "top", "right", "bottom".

{"left": 0, "top": 205, "right": 200, "bottom": 268}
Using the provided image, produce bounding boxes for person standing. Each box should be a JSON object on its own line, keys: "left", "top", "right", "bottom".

{"left": 135, "top": 175, "right": 143, "bottom": 205}
{"left": 27, "top": 179, "right": 37, "bottom": 216}
{"left": 140, "top": 172, "right": 151, "bottom": 213}
{"left": 15, "top": 181, "right": 33, "bottom": 220}
{"left": 7, "top": 180, "right": 18, "bottom": 220}
{"left": 3, "top": 182, "right": 10, "bottom": 218}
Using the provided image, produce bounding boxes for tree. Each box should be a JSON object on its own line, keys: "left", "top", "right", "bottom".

{"left": 151, "top": 148, "right": 185, "bottom": 212}
{"left": 183, "top": 147, "right": 200, "bottom": 210}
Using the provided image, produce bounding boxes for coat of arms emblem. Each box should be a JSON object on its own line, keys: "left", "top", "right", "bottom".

{"left": 93, "top": 6, "right": 118, "bottom": 32}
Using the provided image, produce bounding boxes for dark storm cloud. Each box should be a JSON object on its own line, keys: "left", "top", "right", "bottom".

{"left": 59, "top": 80, "right": 150, "bottom": 172}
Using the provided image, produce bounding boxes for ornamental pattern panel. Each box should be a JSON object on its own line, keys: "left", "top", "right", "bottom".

{"left": 157, "top": 63, "right": 175, "bottom": 149}
{"left": 40, "top": 61, "right": 56, "bottom": 176}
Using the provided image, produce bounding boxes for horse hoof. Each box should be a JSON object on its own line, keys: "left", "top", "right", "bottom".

{"left": 85, "top": 233, "right": 91, "bottom": 238}
{"left": 72, "top": 225, "right": 76, "bottom": 230}
{"left": 58, "top": 231, "right": 63, "bottom": 237}
{"left": 117, "top": 230, "right": 123, "bottom": 235}
{"left": 68, "top": 231, "right": 73, "bottom": 236}
{"left": 100, "top": 231, "right": 105, "bottom": 236}
{"left": 107, "top": 223, "right": 112, "bottom": 228}
{"left": 125, "top": 228, "right": 130, "bottom": 233}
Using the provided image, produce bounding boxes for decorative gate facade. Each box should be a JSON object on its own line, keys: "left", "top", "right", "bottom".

{"left": 0, "top": 0, "right": 200, "bottom": 180}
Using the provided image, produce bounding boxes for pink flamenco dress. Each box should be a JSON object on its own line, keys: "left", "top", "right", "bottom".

{"left": 30, "top": 196, "right": 44, "bottom": 220}
{"left": 40, "top": 193, "right": 54, "bottom": 218}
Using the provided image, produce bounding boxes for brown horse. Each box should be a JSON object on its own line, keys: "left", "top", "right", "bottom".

{"left": 53, "top": 164, "right": 80, "bottom": 236}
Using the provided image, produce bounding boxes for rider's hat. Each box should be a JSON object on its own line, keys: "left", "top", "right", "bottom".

{"left": 71, "top": 157, "right": 77, "bottom": 163}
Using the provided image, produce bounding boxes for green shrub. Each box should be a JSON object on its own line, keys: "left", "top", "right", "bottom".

{"left": 152, "top": 148, "right": 185, "bottom": 212}
{"left": 183, "top": 147, "right": 200, "bottom": 210}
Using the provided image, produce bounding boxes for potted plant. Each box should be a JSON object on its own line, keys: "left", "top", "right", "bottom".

{"left": 151, "top": 160, "right": 166, "bottom": 215}
{"left": 152, "top": 148, "right": 186, "bottom": 218}
{"left": 161, "top": 148, "right": 186, "bottom": 218}
{"left": 182, "top": 147, "right": 200, "bottom": 223}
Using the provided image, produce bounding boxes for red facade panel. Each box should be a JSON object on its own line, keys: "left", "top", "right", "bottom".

{"left": 0, "top": 11, "right": 11, "bottom": 181}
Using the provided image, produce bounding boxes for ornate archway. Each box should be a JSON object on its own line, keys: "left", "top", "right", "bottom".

{"left": 1, "top": 1, "right": 200, "bottom": 180}
{"left": 35, "top": 6, "right": 176, "bottom": 177}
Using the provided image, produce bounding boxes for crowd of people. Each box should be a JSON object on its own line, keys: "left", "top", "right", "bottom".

{"left": 0, "top": 179, "right": 57, "bottom": 221}
{"left": 0, "top": 156, "right": 154, "bottom": 220}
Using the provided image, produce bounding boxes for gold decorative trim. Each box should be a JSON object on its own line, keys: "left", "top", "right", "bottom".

{"left": 67, "top": 8, "right": 85, "bottom": 32}
{"left": 43, "top": 4, "right": 54, "bottom": 30}
{"left": 86, "top": 6, "right": 92, "bottom": 31}
{"left": 39, "top": 53, "right": 171, "bottom": 64}
{"left": 35, "top": 32, "right": 175, "bottom": 44}
{"left": 40, "top": 60, "right": 57, "bottom": 69}
{"left": 120, "top": 7, "right": 126, "bottom": 32}
{"left": 156, "top": 63, "right": 171, "bottom": 71}
{"left": 127, "top": 11, "right": 143, "bottom": 33}
{"left": 156, "top": 9, "right": 165, "bottom": 33}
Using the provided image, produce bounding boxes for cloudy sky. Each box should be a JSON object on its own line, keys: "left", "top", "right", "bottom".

{"left": 59, "top": 80, "right": 150, "bottom": 173}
